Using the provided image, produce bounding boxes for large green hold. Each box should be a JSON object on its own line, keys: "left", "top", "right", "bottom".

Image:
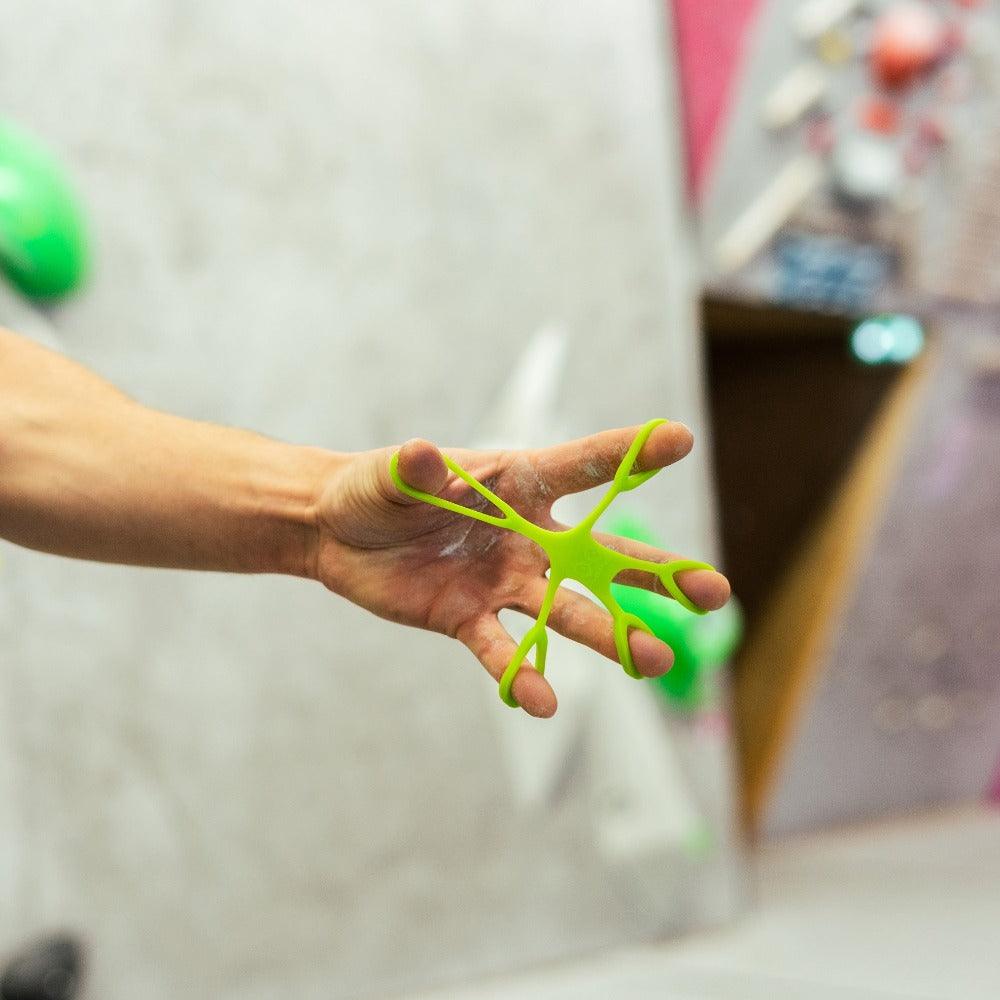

{"left": 0, "top": 119, "right": 89, "bottom": 300}
{"left": 608, "top": 512, "right": 743, "bottom": 710}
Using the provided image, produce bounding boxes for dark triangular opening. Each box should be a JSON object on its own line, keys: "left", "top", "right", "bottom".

{"left": 702, "top": 296, "right": 905, "bottom": 677}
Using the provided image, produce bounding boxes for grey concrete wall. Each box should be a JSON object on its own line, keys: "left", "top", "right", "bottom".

{"left": 0, "top": 2, "right": 736, "bottom": 997}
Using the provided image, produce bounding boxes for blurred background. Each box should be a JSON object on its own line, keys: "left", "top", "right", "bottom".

{"left": 0, "top": 1, "right": 997, "bottom": 998}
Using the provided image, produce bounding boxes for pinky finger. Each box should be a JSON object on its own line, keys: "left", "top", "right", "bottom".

{"left": 457, "top": 614, "right": 558, "bottom": 719}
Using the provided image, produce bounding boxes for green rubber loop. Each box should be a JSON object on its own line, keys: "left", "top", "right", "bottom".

{"left": 389, "top": 419, "right": 714, "bottom": 708}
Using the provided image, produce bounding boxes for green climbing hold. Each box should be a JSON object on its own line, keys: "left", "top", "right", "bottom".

{"left": 608, "top": 512, "right": 742, "bottom": 710}
{"left": 0, "top": 119, "right": 89, "bottom": 300}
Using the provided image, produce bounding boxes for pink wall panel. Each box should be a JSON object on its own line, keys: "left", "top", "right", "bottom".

{"left": 671, "top": 0, "right": 762, "bottom": 198}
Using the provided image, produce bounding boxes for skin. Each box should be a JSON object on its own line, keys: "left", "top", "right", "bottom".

{"left": 0, "top": 327, "right": 729, "bottom": 718}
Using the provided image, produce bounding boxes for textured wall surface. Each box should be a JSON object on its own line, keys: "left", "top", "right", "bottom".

{"left": 0, "top": 3, "right": 734, "bottom": 997}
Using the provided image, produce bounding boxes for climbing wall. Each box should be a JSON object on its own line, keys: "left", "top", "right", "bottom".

{"left": 767, "top": 317, "right": 1000, "bottom": 835}
{"left": 0, "top": 1, "right": 739, "bottom": 996}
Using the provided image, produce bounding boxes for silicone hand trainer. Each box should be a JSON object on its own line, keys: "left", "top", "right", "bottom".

{"left": 390, "top": 419, "right": 713, "bottom": 707}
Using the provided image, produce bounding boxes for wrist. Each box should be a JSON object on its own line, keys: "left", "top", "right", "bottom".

{"left": 268, "top": 444, "right": 346, "bottom": 580}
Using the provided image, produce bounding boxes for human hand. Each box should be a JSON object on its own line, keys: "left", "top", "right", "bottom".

{"left": 312, "top": 422, "right": 730, "bottom": 718}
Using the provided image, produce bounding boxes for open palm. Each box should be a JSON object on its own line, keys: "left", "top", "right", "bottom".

{"left": 314, "top": 422, "right": 729, "bottom": 718}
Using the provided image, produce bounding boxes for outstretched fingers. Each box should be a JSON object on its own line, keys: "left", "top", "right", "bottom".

{"left": 535, "top": 421, "right": 694, "bottom": 498}
{"left": 457, "top": 614, "right": 557, "bottom": 718}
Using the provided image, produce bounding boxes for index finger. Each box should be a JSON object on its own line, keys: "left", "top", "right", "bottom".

{"left": 534, "top": 421, "right": 694, "bottom": 497}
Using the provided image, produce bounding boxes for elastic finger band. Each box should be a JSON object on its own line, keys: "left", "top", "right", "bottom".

{"left": 390, "top": 419, "right": 715, "bottom": 707}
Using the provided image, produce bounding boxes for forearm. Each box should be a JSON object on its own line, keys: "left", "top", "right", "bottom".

{"left": 0, "top": 328, "right": 340, "bottom": 576}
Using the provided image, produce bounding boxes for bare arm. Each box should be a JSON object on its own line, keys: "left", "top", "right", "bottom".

{"left": 0, "top": 327, "right": 335, "bottom": 575}
{"left": 0, "top": 327, "right": 729, "bottom": 717}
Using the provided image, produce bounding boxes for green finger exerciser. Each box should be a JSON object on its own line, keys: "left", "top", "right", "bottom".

{"left": 389, "top": 418, "right": 715, "bottom": 708}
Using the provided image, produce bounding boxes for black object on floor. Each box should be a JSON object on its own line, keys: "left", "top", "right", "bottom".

{"left": 0, "top": 934, "right": 82, "bottom": 1000}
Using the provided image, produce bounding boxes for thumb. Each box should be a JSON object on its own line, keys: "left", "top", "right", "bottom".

{"left": 392, "top": 438, "right": 448, "bottom": 500}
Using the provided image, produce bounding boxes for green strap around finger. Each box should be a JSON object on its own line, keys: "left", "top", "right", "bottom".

{"left": 389, "top": 419, "right": 715, "bottom": 708}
